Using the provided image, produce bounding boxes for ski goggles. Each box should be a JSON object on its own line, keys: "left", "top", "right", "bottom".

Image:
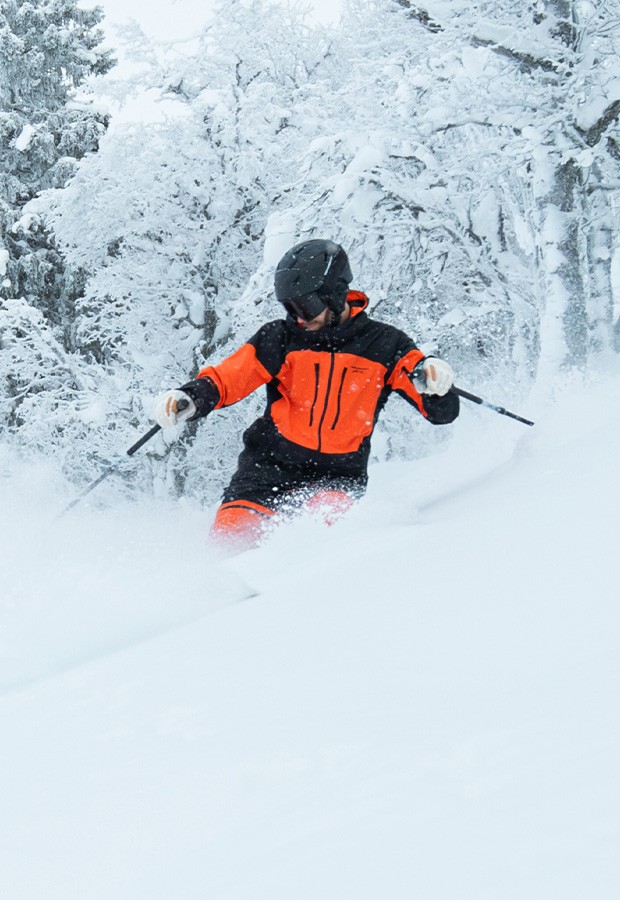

{"left": 282, "top": 291, "right": 327, "bottom": 322}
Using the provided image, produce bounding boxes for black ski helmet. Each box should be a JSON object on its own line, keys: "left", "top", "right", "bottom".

{"left": 274, "top": 239, "right": 353, "bottom": 321}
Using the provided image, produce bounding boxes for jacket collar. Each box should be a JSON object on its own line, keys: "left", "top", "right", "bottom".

{"left": 346, "top": 290, "right": 369, "bottom": 316}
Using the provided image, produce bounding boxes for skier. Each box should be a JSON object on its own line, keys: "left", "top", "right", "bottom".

{"left": 154, "top": 239, "right": 459, "bottom": 548}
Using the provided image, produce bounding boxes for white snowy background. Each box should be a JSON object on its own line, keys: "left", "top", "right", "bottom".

{"left": 1, "top": 1, "right": 620, "bottom": 896}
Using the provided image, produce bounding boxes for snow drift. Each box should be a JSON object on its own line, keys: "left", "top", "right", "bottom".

{"left": 0, "top": 370, "right": 618, "bottom": 899}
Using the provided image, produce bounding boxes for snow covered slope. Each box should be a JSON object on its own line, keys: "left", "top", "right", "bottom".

{"left": 1, "top": 372, "right": 618, "bottom": 899}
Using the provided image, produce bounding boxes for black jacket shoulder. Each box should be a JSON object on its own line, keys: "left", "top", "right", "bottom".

{"left": 247, "top": 319, "right": 289, "bottom": 376}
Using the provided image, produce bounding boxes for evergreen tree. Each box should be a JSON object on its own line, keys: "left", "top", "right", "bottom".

{"left": 0, "top": 0, "right": 114, "bottom": 319}
{"left": 0, "top": 0, "right": 115, "bottom": 478}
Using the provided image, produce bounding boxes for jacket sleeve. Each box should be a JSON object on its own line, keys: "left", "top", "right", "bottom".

{"left": 180, "top": 320, "right": 287, "bottom": 418}
{"left": 387, "top": 343, "right": 460, "bottom": 425}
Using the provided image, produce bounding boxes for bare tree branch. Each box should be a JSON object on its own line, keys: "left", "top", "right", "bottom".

{"left": 393, "top": 0, "right": 571, "bottom": 74}
{"left": 393, "top": 0, "right": 442, "bottom": 32}
{"left": 577, "top": 99, "right": 620, "bottom": 147}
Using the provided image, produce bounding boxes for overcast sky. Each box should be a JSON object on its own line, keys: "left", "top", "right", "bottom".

{"left": 96, "top": 0, "right": 342, "bottom": 42}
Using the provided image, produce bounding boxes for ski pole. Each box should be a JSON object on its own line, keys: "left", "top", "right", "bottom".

{"left": 452, "top": 386, "right": 534, "bottom": 426}
{"left": 57, "top": 399, "right": 189, "bottom": 518}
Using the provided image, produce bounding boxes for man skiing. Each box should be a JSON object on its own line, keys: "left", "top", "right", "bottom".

{"left": 154, "top": 239, "right": 459, "bottom": 548}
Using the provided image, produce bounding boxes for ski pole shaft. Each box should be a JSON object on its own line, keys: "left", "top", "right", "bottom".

{"left": 57, "top": 463, "right": 121, "bottom": 517}
{"left": 453, "top": 386, "right": 534, "bottom": 426}
{"left": 57, "top": 399, "right": 189, "bottom": 518}
{"left": 412, "top": 367, "right": 534, "bottom": 426}
{"left": 126, "top": 422, "right": 161, "bottom": 456}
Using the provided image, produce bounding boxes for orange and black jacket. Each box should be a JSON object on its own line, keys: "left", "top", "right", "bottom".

{"left": 182, "top": 291, "right": 459, "bottom": 477}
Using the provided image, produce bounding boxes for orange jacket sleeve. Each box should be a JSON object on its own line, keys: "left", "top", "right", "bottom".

{"left": 387, "top": 347, "right": 427, "bottom": 415}
{"left": 388, "top": 348, "right": 460, "bottom": 424}
{"left": 180, "top": 320, "right": 287, "bottom": 417}
{"left": 196, "top": 342, "right": 273, "bottom": 410}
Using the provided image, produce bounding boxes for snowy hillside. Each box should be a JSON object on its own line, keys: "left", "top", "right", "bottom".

{"left": 1, "top": 370, "right": 619, "bottom": 899}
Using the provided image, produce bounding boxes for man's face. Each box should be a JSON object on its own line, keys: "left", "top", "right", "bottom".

{"left": 295, "top": 308, "right": 334, "bottom": 331}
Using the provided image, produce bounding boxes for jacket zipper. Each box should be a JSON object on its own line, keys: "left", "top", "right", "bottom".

{"left": 316, "top": 353, "right": 335, "bottom": 452}
{"left": 309, "top": 363, "right": 321, "bottom": 427}
{"left": 330, "top": 367, "right": 348, "bottom": 430}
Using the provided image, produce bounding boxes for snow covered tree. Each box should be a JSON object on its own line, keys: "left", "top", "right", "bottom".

{"left": 540, "top": 0, "right": 620, "bottom": 367}
{"left": 240, "top": 0, "right": 546, "bottom": 397}
{"left": 391, "top": 0, "right": 620, "bottom": 378}
{"left": 0, "top": 0, "right": 115, "bottom": 479}
{"left": 40, "top": 0, "right": 325, "bottom": 362}
{"left": 30, "top": 0, "right": 329, "bottom": 498}
{"left": 0, "top": 0, "right": 114, "bottom": 317}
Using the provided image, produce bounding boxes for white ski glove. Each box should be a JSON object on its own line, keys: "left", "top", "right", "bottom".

{"left": 415, "top": 357, "right": 454, "bottom": 396}
{"left": 153, "top": 389, "right": 197, "bottom": 428}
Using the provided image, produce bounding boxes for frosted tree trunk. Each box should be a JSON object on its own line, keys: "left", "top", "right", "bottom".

{"left": 586, "top": 175, "right": 615, "bottom": 358}
{"left": 553, "top": 159, "right": 587, "bottom": 364}
{"left": 535, "top": 4, "right": 619, "bottom": 373}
